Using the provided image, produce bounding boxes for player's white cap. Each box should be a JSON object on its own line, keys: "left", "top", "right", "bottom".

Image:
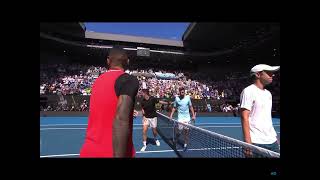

{"left": 250, "top": 64, "right": 280, "bottom": 76}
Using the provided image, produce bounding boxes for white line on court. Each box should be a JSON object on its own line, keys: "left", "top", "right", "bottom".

{"left": 40, "top": 124, "right": 88, "bottom": 127}
{"left": 200, "top": 126, "right": 243, "bottom": 128}
{"left": 40, "top": 125, "right": 280, "bottom": 131}
{"left": 41, "top": 123, "right": 244, "bottom": 127}
{"left": 40, "top": 128, "right": 87, "bottom": 130}
{"left": 123, "top": 123, "right": 279, "bottom": 126}
{"left": 40, "top": 150, "right": 176, "bottom": 157}
{"left": 40, "top": 123, "right": 280, "bottom": 127}
{"left": 40, "top": 147, "right": 243, "bottom": 157}
{"left": 41, "top": 154, "right": 80, "bottom": 158}
{"left": 196, "top": 125, "right": 280, "bottom": 128}
{"left": 176, "top": 147, "right": 240, "bottom": 152}
{"left": 39, "top": 127, "right": 183, "bottom": 130}
{"left": 136, "top": 149, "right": 175, "bottom": 153}
{"left": 198, "top": 124, "right": 280, "bottom": 126}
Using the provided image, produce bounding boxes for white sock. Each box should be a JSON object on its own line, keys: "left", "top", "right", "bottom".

{"left": 184, "top": 144, "right": 187, "bottom": 147}
{"left": 143, "top": 141, "right": 147, "bottom": 146}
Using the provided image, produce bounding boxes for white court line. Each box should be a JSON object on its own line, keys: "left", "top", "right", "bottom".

{"left": 39, "top": 124, "right": 150, "bottom": 126}
{"left": 40, "top": 147, "right": 239, "bottom": 158}
{"left": 41, "top": 128, "right": 87, "bottom": 130}
{"left": 40, "top": 150, "right": 176, "bottom": 157}
{"left": 176, "top": 147, "right": 240, "bottom": 152}
{"left": 201, "top": 126, "right": 242, "bottom": 128}
{"left": 40, "top": 124, "right": 88, "bottom": 127}
{"left": 40, "top": 125, "right": 280, "bottom": 131}
{"left": 200, "top": 125, "right": 279, "bottom": 128}
{"left": 132, "top": 123, "right": 259, "bottom": 125}
{"left": 40, "top": 147, "right": 243, "bottom": 157}
{"left": 41, "top": 154, "right": 79, "bottom": 158}
{"left": 39, "top": 126, "right": 243, "bottom": 131}
{"left": 41, "top": 123, "right": 241, "bottom": 127}
{"left": 136, "top": 149, "right": 175, "bottom": 153}
{"left": 133, "top": 123, "right": 249, "bottom": 126}
{"left": 40, "top": 123, "right": 280, "bottom": 127}
{"left": 197, "top": 123, "right": 243, "bottom": 124}
{"left": 40, "top": 127, "right": 179, "bottom": 130}
{"left": 197, "top": 123, "right": 279, "bottom": 125}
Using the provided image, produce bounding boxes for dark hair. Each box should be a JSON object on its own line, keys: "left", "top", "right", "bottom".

{"left": 109, "top": 47, "right": 126, "bottom": 56}
{"left": 107, "top": 47, "right": 128, "bottom": 67}
{"left": 251, "top": 72, "right": 259, "bottom": 82}
{"left": 142, "top": 89, "right": 149, "bottom": 95}
{"left": 179, "top": 87, "right": 185, "bottom": 91}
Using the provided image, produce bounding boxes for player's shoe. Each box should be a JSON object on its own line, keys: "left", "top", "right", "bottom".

{"left": 140, "top": 145, "right": 147, "bottom": 152}
{"left": 155, "top": 140, "right": 160, "bottom": 146}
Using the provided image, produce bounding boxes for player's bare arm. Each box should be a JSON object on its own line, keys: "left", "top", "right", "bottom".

{"left": 112, "top": 95, "right": 134, "bottom": 157}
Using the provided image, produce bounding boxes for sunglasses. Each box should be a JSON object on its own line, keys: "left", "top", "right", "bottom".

{"left": 262, "top": 71, "right": 275, "bottom": 77}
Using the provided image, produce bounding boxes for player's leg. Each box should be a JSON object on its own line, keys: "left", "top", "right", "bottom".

{"left": 182, "top": 120, "right": 190, "bottom": 151}
{"left": 182, "top": 128, "right": 189, "bottom": 151}
{"left": 174, "top": 122, "right": 182, "bottom": 147}
{"left": 183, "top": 128, "right": 189, "bottom": 145}
{"left": 150, "top": 117, "right": 160, "bottom": 146}
{"left": 141, "top": 117, "right": 149, "bottom": 151}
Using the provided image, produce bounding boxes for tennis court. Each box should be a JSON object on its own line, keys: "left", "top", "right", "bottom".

{"left": 40, "top": 114, "right": 280, "bottom": 158}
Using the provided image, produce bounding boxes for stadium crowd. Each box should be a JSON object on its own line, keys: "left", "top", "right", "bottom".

{"left": 40, "top": 64, "right": 106, "bottom": 96}
{"left": 40, "top": 63, "right": 280, "bottom": 112}
{"left": 40, "top": 64, "right": 255, "bottom": 99}
{"left": 40, "top": 99, "right": 89, "bottom": 111}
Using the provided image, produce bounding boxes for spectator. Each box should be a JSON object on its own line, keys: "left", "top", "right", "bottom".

{"left": 80, "top": 100, "right": 88, "bottom": 111}
{"left": 207, "top": 103, "right": 212, "bottom": 112}
{"left": 70, "top": 105, "right": 76, "bottom": 111}
{"left": 40, "top": 63, "right": 279, "bottom": 113}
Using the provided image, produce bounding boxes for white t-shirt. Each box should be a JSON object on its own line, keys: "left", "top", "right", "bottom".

{"left": 142, "top": 81, "right": 147, "bottom": 89}
{"left": 240, "top": 84, "right": 277, "bottom": 144}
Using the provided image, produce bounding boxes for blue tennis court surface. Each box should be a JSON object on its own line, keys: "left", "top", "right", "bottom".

{"left": 40, "top": 116, "right": 280, "bottom": 158}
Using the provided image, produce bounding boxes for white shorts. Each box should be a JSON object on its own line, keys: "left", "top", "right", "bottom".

{"left": 177, "top": 119, "right": 191, "bottom": 130}
{"left": 142, "top": 117, "right": 157, "bottom": 128}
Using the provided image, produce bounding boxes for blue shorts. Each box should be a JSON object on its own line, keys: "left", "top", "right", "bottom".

{"left": 253, "top": 141, "right": 280, "bottom": 153}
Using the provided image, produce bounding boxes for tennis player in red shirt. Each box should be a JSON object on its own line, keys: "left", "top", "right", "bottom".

{"left": 80, "top": 47, "right": 139, "bottom": 158}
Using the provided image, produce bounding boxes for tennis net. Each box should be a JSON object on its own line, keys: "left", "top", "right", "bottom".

{"left": 156, "top": 112, "right": 280, "bottom": 158}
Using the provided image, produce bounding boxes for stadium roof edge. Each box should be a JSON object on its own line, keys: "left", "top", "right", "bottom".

{"left": 182, "top": 22, "right": 197, "bottom": 41}
{"left": 85, "top": 31, "right": 184, "bottom": 47}
{"left": 79, "top": 22, "right": 86, "bottom": 31}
